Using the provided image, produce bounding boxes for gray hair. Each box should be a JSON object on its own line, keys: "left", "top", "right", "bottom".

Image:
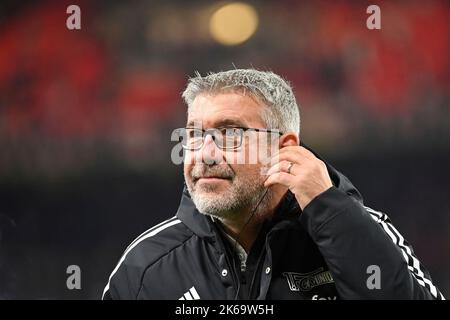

{"left": 182, "top": 69, "right": 300, "bottom": 135}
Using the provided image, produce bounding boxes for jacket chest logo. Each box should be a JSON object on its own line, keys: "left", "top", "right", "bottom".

{"left": 178, "top": 286, "right": 201, "bottom": 300}
{"left": 282, "top": 268, "right": 334, "bottom": 292}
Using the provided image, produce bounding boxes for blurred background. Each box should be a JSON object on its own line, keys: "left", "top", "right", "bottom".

{"left": 0, "top": 0, "right": 449, "bottom": 299}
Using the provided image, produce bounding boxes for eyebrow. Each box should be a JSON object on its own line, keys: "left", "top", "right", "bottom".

{"left": 186, "top": 118, "right": 248, "bottom": 128}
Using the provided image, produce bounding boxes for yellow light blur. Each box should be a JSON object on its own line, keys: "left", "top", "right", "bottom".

{"left": 209, "top": 2, "right": 259, "bottom": 46}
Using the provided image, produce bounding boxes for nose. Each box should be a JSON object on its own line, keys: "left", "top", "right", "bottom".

{"left": 199, "top": 134, "right": 223, "bottom": 165}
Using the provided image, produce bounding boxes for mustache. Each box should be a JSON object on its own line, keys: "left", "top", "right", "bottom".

{"left": 191, "top": 164, "right": 235, "bottom": 181}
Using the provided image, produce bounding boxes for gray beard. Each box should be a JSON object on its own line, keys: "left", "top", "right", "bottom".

{"left": 187, "top": 177, "right": 272, "bottom": 221}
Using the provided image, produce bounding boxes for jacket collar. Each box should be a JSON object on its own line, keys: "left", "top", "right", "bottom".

{"left": 176, "top": 187, "right": 217, "bottom": 239}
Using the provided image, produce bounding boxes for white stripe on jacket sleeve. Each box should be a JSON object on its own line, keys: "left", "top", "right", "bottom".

{"left": 364, "top": 205, "right": 444, "bottom": 300}
{"left": 102, "top": 217, "right": 181, "bottom": 299}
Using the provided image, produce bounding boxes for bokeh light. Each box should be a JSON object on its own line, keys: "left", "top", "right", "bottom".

{"left": 209, "top": 2, "right": 259, "bottom": 46}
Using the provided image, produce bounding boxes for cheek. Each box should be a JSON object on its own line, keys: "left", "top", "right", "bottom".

{"left": 223, "top": 151, "right": 240, "bottom": 165}
{"left": 228, "top": 135, "right": 271, "bottom": 166}
{"left": 223, "top": 143, "right": 253, "bottom": 165}
{"left": 184, "top": 149, "right": 196, "bottom": 166}
{"left": 184, "top": 162, "right": 193, "bottom": 180}
{"left": 231, "top": 164, "right": 263, "bottom": 182}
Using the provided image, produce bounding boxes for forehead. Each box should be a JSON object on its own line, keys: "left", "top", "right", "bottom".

{"left": 187, "top": 92, "right": 266, "bottom": 128}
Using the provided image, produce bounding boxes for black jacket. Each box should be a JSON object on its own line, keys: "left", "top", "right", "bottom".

{"left": 102, "top": 150, "right": 444, "bottom": 300}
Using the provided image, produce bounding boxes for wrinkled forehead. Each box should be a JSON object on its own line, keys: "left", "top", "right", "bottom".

{"left": 186, "top": 92, "right": 266, "bottom": 129}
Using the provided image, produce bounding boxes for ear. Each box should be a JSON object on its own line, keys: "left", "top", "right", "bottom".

{"left": 279, "top": 132, "right": 300, "bottom": 148}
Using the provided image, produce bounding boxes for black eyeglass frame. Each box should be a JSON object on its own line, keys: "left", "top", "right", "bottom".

{"left": 175, "top": 126, "right": 284, "bottom": 150}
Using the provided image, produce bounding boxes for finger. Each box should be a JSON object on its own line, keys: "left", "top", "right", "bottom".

{"left": 271, "top": 152, "right": 308, "bottom": 168}
{"left": 270, "top": 146, "right": 315, "bottom": 165}
{"left": 277, "top": 146, "right": 315, "bottom": 160}
{"left": 266, "top": 160, "right": 301, "bottom": 176}
{"left": 297, "top": 146, "right": 317, "bottom": 159}
{"left": 264, "top": 171, "right": 294, "bottom": 188}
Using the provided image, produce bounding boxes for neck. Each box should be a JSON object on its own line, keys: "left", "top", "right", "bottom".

{"left": 217, "top": 185, "right": 288, "bottom": 252}
{"left": 218, "top": 216, "right": 262, "bottom": 253}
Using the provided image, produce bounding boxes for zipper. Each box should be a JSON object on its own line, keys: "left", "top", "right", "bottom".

{"left": 210, "top": 224, "right": 241, "bottom": 299}
{"left": 247, "top": 245, "right": 266, "bottom": 299}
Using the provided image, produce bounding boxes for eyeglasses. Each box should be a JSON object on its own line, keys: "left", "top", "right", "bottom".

{"left": 174, "top": 127, "right": 283, "bottom": 150}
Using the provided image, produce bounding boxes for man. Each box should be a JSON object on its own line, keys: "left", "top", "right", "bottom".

{"left": 103, "top": 69, "right": 444, "bottom": 300}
